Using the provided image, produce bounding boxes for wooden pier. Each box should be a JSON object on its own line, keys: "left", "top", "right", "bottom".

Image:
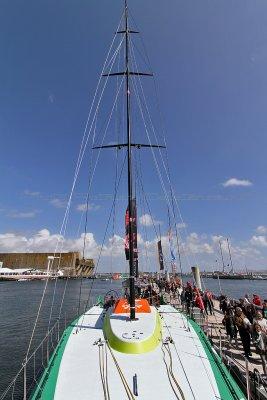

{"left": 208, "top": 301, "right": 264, "bottom": 376}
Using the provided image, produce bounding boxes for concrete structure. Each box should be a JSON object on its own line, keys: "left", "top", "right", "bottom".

{"left": 0, "top": 252, "right": 94, "bottom": 277}
{"left": 191, "top": 266, "right": 202, "bottom": 290}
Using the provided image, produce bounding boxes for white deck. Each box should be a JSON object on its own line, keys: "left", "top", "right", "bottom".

{"left": 53, "top": 305, "right": 240, "bottom": 399}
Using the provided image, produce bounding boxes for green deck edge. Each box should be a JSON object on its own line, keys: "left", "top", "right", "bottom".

{"left": 30, "top": 318, "right": 79, "bottom": 400}
{"left": 188, "top": 317, "right": 246, "bottom": 400}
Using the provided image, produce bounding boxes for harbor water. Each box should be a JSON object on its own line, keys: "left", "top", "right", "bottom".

{"left": 0, "top": 277, "right": 266, "bottom": 396}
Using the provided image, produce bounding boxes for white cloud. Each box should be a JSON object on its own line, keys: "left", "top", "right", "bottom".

{"left": 222, "top": 178, "right": 253, "bottom": 187}
{"left": 8, "top": 211, "right": 38, "bottom": 219}
{"left": 250, "top": 235, "right": 267, "bottom": 248}
{"left": 0, "top": 229, "right": 99, "bottom": 258}
{"left": 105, "top": 234, "right": 125, "bottom": 257}
{"left": 256, "top": 225, "right": 267, "bottom": 234}
{"left": 76, "top": 203, "right": 100, "bottom": 212}
{"left": 0, "top": 233, "right": 28, "bottom": 252}
{"left": 139, "top": 214, "right": 153, "bottom": 226}
{"left": 50, "top": 198, "right": 67, "bottom": 209}
{"left": 176, "top": 222, "right": 187, "bottom": 229}
{"left": 24, "top": 190, "right": 40, "bottom": 197}
{"left": 184, "top": 232, "right": 214, "bottom": 254}
{"left": 0, "top": 227, "right": 266, "bottom": 271}
{"left": 48, "top": 93, "right": 55, "bottom": 103}
{"left": 139, "top": 213, "right": 161, "bottom": 227}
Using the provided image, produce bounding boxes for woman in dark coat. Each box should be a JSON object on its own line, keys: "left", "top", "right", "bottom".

{"left": 222, "top": 307, "right": 237, "bottom": 345}
{"left": 234, "top": 307, "right": 252, "bottom": 358}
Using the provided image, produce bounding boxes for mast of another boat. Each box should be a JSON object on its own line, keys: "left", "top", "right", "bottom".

{"left": 219, "top": 240, "right": 225, "bottom": 273}
{"left": 226, "top": 238, "right": 234, "bottom": 274}
{"left": 217, "top": 274, "right": 222, "bottom": 294}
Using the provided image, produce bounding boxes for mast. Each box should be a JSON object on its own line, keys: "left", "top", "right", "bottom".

{"left": 125, "top": 0, "right": 136, "bottom": 320}
{"left": 96, "top": 0, "right": 161, "bottom": 320}
{"left": 227, "top": 238, "right": 234, "bottom": 274}
{"left": 219, "top": 240, "right": 225, "bottom": 273}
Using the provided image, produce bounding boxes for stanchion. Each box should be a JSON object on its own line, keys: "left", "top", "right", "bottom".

{"left": 219, "top": 329, "right": 222, "bottom": 358}
{"left": 23, "top": 361, "right": 27, "bottom": 400}
{"left": 46, "top": 337, "right": 49, "bottom": 366}
{"left": 245, "top": 356, "right": 251, "bottom": 400}
{"left": 57, "top": 319, "right": 60, "bottom": 342}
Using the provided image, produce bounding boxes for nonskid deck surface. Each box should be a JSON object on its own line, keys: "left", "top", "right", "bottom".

{"left": 33, "top": 305, "right": 245, "bottom": 400}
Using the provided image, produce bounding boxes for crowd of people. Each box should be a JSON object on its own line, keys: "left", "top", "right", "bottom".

{"left": 219, "top": 293, "right": 267, "bottom": 374}
{"left": 138, "top": 279, "right": 267, "bottom": 375}
{"left": 137, "top": 278, "right": 214, "bottom": 316}
{"left": 104, "top": 277, "right": 267, "bottom": 375}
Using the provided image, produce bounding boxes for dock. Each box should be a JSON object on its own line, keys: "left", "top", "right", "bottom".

{"left": 204, "top": 300, "right": 267, "bottom": 399}
{"left": 208, "top": 301, "right": 264, "bottom": 373}
{"left": 163, "top": 293, "right": 267, "bottom": 399}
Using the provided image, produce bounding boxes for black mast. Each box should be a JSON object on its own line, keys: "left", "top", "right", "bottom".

{"left": 96, "top": 0, "right": 164, "bottom": 320}
{"left": 124, "top": 0, "right": 136, "bottom": 320}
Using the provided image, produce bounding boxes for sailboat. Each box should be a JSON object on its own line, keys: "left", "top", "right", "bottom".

{"left": 212, "top": 238, "right": 245, "bottom": 280}
{"left": 2, "top": 2, "right": 246, "bottom": 399}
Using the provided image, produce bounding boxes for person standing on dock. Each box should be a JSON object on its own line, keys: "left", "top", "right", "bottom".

{"left": 222, "top": 307, "right": 238, "bottom": 345}
{"left": 253, "top": 311, "right": 267, "bottom": 333}
{"left": 252, "top": 294, "right": 262, "bottom": 308}
{"left": 252, "top": 323, "right": 267, "bottom": 375}
{"left": 262, "top": 300, "right": 267, "bottom": 320}
{"left": 234, "top": 307, "right": 252, "bottom": 358}
{"left": 203, "top": 290, "right": 214, "bottom": 315}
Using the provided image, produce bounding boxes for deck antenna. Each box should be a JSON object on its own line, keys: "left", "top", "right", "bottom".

{"left": 219, "top": 240, "right": 225, "bottom": 273}
{"left": 226, "top": 238, "right": 234, "bottom": 274}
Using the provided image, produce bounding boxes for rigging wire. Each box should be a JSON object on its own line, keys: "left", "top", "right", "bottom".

{"left": 79, "top": 152, "right": 127, "bottom": 328}
{"left": 50, "top": 64, "right": 126, "bottom": 330}
{"left": 128, "top": 36, "right": 172, "bottom": 218}
{"left": 134, "top": 152, "right": 149, "bottom": 273}
{"left": 129, "top": 35, "right": 186, "bottom": 275}
{"left": 110, "top": 43, "right": 123, "bottom": 278}
{"left": 127, "top": 13, "right": 198, "bottom": 273}
{"left": 136, "top": 15, "right": 207, "bottom": 273}
{"left": 58, "top": 274, "right": 70, "bottom": 321}
{"left": 128, "top": 32, "right": 197, "bottom": 275}
{"left": 25, "top": 15, "right": 126, "bottom": 360}
{"left": 75, "top": 73, "right": 126, "bottom": 318}
{"left": 135, "top": 150, "right": 168, "bottom": 272}
{"left": 160, "top": 312, "right": 197, "bottom": 399}
{"left": 133, "top": 149, "right": 152, "bottom": 273}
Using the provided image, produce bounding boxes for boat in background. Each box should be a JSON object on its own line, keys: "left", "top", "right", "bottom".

{"left": 112, "top": 273, "right": 121, "bottom": 280}
{"left": 0, "top": 267, "right": 63, "bottom": 281}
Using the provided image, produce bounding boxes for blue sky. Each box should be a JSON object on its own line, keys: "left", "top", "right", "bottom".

{"left": 1, "top": 0, "right": 267, "bottom": 271}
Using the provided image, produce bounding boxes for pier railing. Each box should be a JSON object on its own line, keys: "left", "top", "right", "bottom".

{"left": 0, "top": 298, "right": 96, "bottom": 400}
{"left": 202, "top": 304, "right": 267, "bottom": 400}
